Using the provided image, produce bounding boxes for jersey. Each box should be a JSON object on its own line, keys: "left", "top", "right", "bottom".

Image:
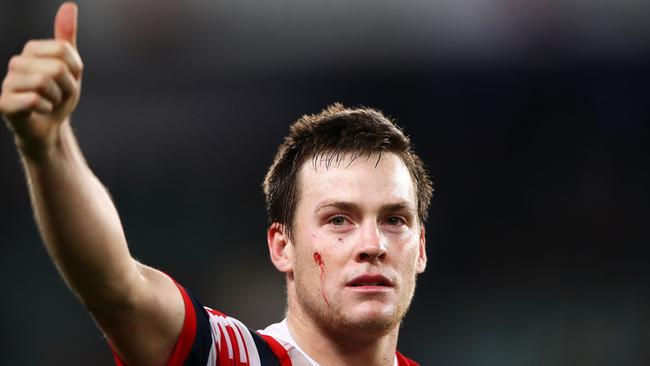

{"left": 111, "top": 280, "right": 420, "bottom": 366}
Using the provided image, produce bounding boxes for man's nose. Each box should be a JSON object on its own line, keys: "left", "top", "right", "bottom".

{"left": 355, "top": 221, "right": 388, "bottom": 263}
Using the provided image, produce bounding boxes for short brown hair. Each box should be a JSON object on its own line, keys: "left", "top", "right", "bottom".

{"left": 263, "top": 103, "right": 433, "bottom": 237}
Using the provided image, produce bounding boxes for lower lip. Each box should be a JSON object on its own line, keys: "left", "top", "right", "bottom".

{"left": 346, "top": 286, "right": 393, "bottom": 293}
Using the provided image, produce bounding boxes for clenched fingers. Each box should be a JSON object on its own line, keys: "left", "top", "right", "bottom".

{"left": 22, "top": 39, "right": 83, "bottom": 78}
{"left": 3, "top": 72, "right": 63, "bottom": 106}
{"left": 8, "top": 56, "right": 77, "bottom": 99}
{"left": 0, "top": 91, "right": 53, "bottom": 115}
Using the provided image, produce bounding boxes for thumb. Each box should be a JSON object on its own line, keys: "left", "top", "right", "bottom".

{"left": 54, "top": 2, "right": 78, "bottom": 48}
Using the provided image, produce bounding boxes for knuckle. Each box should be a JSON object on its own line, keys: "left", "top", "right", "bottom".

{"left": 22, "top": 40, "right": 36, "bottom": 53}
{"left": 8, "top": 55, "right": 22, "bottom": 71}
{"left": 62, "top": 43, "right": 82, "bottom": 71}
{"left": 52, "top": 41, "right": 66, "bottom": 55}
{"left": 49, "top": 47, "right": 65, "bottom": 60}
{"left": 61, "top": 42, "right": 75, "bottom": 57}
{"left": 35, "top": 74, "right": 50, "bottom": 90}
{"left": 25, "top": 93, "right": 39, "bottom": 107}
{"left": 50, "top": 61, "right": 67, "bottom": 77}
{"left": 2, "top": 74, "right": 13, "bottom": 90}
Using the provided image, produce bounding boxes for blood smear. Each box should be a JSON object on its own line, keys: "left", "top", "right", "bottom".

{"left": 313, "top": 252, "right": 324, "bottom": 267}
{"left": 313, "top": 252, "right": 330, "bottom": 305}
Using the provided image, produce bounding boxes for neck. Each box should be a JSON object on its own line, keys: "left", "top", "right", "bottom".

{"left": 285, "top": 303, "right": 399, "bottom": 366}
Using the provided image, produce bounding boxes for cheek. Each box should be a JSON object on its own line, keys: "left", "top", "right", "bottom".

{"left": 396, "top": 238, "right": 421, "bottom": 268}
{"left": 385, "top": 228, "right": 414, "bottom": 246}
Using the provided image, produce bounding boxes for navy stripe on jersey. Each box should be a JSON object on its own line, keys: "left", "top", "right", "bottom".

{"left": 251, "top": 331, "right": 281, "bottom": 366}
{"left": 181, "top": 287, "right": 214, "bottom": 366}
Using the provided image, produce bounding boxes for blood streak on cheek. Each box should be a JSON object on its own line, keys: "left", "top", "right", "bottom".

{"left": 313, "top": 252, "right": 330, "bottom": 306}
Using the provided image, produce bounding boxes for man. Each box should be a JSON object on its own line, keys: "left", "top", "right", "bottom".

{"left": 0, "top": 3, "right": 432, "bottom": 365}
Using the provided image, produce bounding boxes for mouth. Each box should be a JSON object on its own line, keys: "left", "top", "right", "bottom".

{"left": 346, "top": 274, "right": 394, "bottom": 288}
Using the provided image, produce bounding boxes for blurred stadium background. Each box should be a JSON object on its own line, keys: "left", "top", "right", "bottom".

{"left": 0, "top": 0, "right": 649, "bottom": 364}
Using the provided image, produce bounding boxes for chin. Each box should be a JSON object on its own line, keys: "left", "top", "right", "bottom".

{"left": 351, "top": 301, "right": 396, "bottom": 319}
{"left": 335, "top": 302, "right": 403, "bottom": 335}
{"left": 339, "top": 312, "right": 399, "bottom": 336}
{"left": 295, "top": 281, "right": 414, "bottom": 338}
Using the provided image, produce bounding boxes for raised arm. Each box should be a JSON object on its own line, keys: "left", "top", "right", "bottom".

{"left": 0, "top": 3, "right": 184, "bottom": 365}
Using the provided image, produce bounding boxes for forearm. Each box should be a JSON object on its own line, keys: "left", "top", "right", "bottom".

{"left": 2, "top": 6, "right": 186, "bottom": 363}
{"left": 22, "top": 121, "right": 139, "bottom": 310}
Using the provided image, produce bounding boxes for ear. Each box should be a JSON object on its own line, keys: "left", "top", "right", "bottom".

{"left": 268, "top": 222, "right": 293, "bottom": 273}
{"left": 416, "top": 226, "right": 427, "bottom": 274}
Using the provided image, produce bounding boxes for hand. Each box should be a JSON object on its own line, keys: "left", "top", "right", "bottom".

{"left": 0, "top": 2, "right": 83, "bottom": 156}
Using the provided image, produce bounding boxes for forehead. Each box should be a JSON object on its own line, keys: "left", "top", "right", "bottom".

{"left": 297, "top": 152, "right": 417, "bottom": 210}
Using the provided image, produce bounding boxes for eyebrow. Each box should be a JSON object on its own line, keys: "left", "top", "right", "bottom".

{"left": 314, "top": 200, "right": 416, "bottom": 215}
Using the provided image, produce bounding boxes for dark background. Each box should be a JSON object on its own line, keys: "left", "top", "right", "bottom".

{"left": 1, "top": 1, "right": 649, "bottom": 365}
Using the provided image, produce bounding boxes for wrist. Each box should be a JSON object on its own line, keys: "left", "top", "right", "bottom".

{"left": 16, "top": 120, "right": 72, "bottom": 164}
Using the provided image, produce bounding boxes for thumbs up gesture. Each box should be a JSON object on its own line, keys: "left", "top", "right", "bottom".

{"left": 0, "top": 2, "right": 83, "bottom": 157}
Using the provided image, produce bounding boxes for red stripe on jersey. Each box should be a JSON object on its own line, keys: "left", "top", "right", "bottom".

{"left": 216, "top": 322, "right": 232, "bottom": 366}
{"left": 167, "top": 282, "right": 198, "bottom": 366}
{"left": 225, "top": 324, "right": 241, "bottom": 366}
{"left": 260, "top": 335, "right": 293, "bottom": 366}
{"left": 111, "top": 345, "right": 126, "bottom": 366}
{"left": 396, "top": 351, "right": 420, "bottom": 366}
{"left": 233, "top": 323, "right": 251, "bottom": 365}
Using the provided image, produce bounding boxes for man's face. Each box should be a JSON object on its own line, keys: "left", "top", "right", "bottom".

{"left": 288, "top": 152, "right": 427, "bottom": 335}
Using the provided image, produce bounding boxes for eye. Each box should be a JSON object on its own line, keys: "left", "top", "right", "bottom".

{"left": 385, "top": 216, "right": 406, "bottom": 226}
{"left": 330, "top": 215, "right": 348, "bottom": 226}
